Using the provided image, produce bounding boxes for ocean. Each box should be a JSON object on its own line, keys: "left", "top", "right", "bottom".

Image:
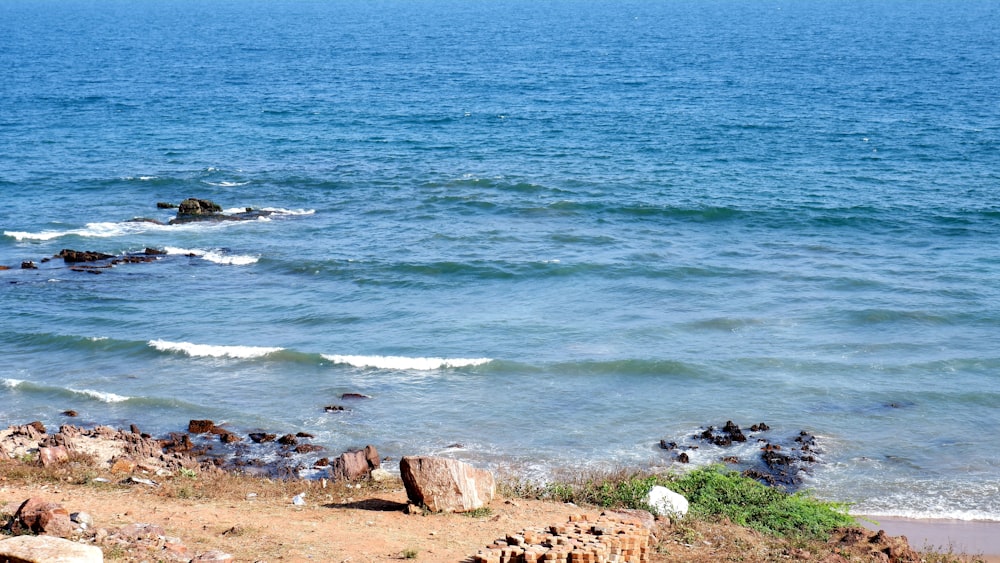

{"left": 2, "top": 0, "right": 999, "bottom": 521}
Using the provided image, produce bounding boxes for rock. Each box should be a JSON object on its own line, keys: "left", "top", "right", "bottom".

{"left": 11, "top": 498, "right": 75, "bottom": 538}
{"left": 21, "top": 261, "right": 38, "bottom": 269}
{"left": 645, "top": 485, "right": 688, "bottom": 518}
{"left": 191, "top": 550, "right": 235, "bottom": 562}
{"left": 399, "top": 456, "right": 495, "bottom": 513}
{"left": 188, "top": 420, "right": 215, "bottom": 434}
{"left": 371, "top": 467, "right": 393, "bottom": 482}
{"left": 38, "top": 446, "right": 69, "bottom": 467}
{"left": 329, "top": 445, "right": 380, "bottom": 482}
{"left": 277, "top": 434, "right": 298, "bottom": 446}
{"left": 57, "top": 249, "right": 114, "bottom": 263}
{"left": 0, "top": 535, "right": 103, "bottom": 563}
{"left": 248, "top": 432, "right": 276, "bottom": 443}
{"left": 218, "top": 431, "right": 241, "bottom": 444}
{"left": 61, "top": 410, "right": 78, "bottom": 417}
{"left": 324, "top": 405, "right": 346, "bottom": 412}
{"left": 157, "top": 202, "right": 178, "bottom": 209}
{"left": 341, "top": 393, "right": 371, "bottom": 400}
{"left": 28, "top": 421, "right": 45, "bottom": 434}
{"left": 144, "top": 247, "right": 166, "bottom": 255}
{"left": 110, "top": 457, "right": 137, "bottom": 474}
{"left": 177, "top": 198, "right": 222, "bottom": 216}
{"left": 294, "top": 444, "right": 324, "bottom": 454}
{"left": 70, "top": 512, "right": 93, "bottom": 527}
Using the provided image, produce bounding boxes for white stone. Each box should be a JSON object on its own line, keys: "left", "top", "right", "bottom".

{"left": 646, "top": 485, "right": 688, "bottom": 518}
{"left": 0, "top": 535, "right": 104, "bottom": 563}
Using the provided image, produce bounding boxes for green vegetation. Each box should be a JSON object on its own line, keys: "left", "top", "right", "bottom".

{"left": 463, "top": 506, "right": 493, "bottom": 518}
{"left": 670, "top": 465, "right": 855, "bottom": 539}
{"left": 401, "top": 547, "right": 419, "bottom": 559}
{"left": 500, "top": 465, "right": 855, "bottom": 540}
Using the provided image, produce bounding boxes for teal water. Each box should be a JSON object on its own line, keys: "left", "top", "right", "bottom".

{"left": 2, "top": 0, "right": 999, "bottom": 520}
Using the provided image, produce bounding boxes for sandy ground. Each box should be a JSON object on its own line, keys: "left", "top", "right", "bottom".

{"left": 1, "top": 478, "right": 611, "bottom": 562}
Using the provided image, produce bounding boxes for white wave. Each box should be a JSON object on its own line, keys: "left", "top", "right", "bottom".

{"left": 206, "top": 181, "right": 250, "bottom": 187}
{"left": 5, "top": 221, "right": 163, "bottom": 241}
{"left": 262, "top": 207, "right": 315, "bottom": 216}
{"left": 162, "top": 246, "right": 259, "bottom": 265}
{"left": 149, "top": 339, "right": 283, "bottom": 359}
{"left": 2, "top": 378, "right": 25, "bottom": 389}
{"left": 321, "top": 354, "right": 492, "bottom": 371}
{"left": 70, "top": 388, "right": 130, "bottom": 403}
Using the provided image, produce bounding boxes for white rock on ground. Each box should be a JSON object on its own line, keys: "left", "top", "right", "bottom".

{"left": 0, "top": 535, "right": 104, "bottom": 563}
{"left": 646, "top": 485, "right": 689, "bottom": 518}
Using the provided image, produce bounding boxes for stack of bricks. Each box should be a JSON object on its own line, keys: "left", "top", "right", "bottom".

{"left": 473, "top": 513, "right": 650, "bottom": 563}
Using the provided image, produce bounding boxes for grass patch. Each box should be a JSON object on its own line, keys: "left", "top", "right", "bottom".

{"left": 670, "top": 465, "right": 854, "bottom": 539}
{"left": 463, "top": 506, "right": 493, "bottom": 518}
{"left": 499, "top": 465, "right": 855, "bottom": 540}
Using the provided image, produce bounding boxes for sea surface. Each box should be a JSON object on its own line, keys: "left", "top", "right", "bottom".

{"left": 2, "top": 0, "right": 999, "bottom": 521}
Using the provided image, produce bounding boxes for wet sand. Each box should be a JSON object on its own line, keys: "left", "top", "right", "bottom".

{"left": 861, "top": 516, "right": 1000, "bottom": 562}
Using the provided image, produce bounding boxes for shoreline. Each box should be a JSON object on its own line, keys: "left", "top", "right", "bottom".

{"left": 859, "top": 516, "right": 1000, "bottom": 562}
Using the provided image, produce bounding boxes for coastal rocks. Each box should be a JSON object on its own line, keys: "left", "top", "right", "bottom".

{"left": 178, "top": 197, "right": 222, "bottom": 216}
{"left": 644, "top": 486, "right": 688, "bottom": 519}
{"left": 167, "top": 197, "right": 273, "bottom": 225}
{"left": 400, "top": 456, "right": 495, "bottom": 513}
{"left": 660, "top": 420, "right": 821, "bottom": 491}
{"left": 826, "top": 527, "right": 921, "bottom": 563}
{"left": 473, "top": 512, "right": 653, "bottom": 563}
{"left": 0, "top": 535, "right": 104, "bottom": 563}
{"left": 329, "top": 445, "right": 380, "bottom": 482}
{"left": 57, "top": 249, "right": 114, "bottom": 263}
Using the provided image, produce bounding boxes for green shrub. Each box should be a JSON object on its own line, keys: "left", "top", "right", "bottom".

{"left": 670, "top": 465, "right": 855, "bottom": 539}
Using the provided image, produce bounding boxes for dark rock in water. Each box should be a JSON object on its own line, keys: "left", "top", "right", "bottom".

{"left": 188, "top": 420, "right": 215, "bottom": 434}
{"left": 128, "top": 217, "right": 165, "bottom": 225}
{"left": 162, "top": 433, "right": 194, "bottom": 453}
{"left": 677, "top": 452, "right": 690, "bottom": 463}
{"left": 130, "top": 424, "right": 141, "bottom": 435}
{"left": 157, "top": 202, "right": 178, "bottom": 209}
{"left": 0, "top": 265, "right": 10, "bottom": 270}
{"left": 341, "top": 393, "right": 372, "bottom": 400}
{"left": 21, "top": 261, "right": 38, "bottom": 269}
{"left": 219, "top": 431, "right": 241, "bottom": 444}
{"left": 169, "top": 198, "right": 274, "bottom": 225}
{"left": 666, "top": 419, "right": 821, "bottom": 491}
{"left": 277, "top": 434, "right": 298, "bottom": 446}
{"left": 62, "top": 410, "right": 78, "bottom": 417}
{"left": 178, "top": 198, "right": 222, "bottom": 215}
{"left": 295, "top": 432, "right": 315, "bottom": 439}
{"left": 144, "top": 247, "right": 166, "bottom": 255}
{"left": 58, "top": 249, "right": 115, "bottom": 263}
{"left": 295, "top": 444, "right": 324, "bottom": 454}
{"left": 314, "top": 457, "right": 330, "bottom": 467}
{"left": 248, "top": 432, "right": 276, "bottom": 443}
{"left": 324, "top": 405, "right": 347, "bottom": 412}
{"left": 28, "top": 421, "right": 46, "bottom": 433}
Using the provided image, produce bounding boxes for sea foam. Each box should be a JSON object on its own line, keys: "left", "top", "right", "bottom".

{"left": 163, "top": 247, "right": 259, "bottom": 265}
{"left": 70, "top": 388, "right": 130, "bottom": 403}
{"left": 321, "top": 354, "right": 492, "bottom": 370}
{"left": 149, "top": 339, "right": 283, "bottom": 359}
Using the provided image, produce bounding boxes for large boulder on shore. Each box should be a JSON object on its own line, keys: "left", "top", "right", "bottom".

{"left": 329, "top": 445, "right": 380, "bottom": 481}
{"left": 399, "top": 456, "right": 495, "bottom": 513}
{"left": 9, "top": 498, "right": 74, "bottom": 538}
{"left": 0, "top": 535, "right": 104, "bottom": 563}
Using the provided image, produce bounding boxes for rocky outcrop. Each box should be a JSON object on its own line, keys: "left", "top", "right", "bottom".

{"left": 399, "top": 456, "right": 495, "bottom": 513}
{"left": 660, "top": 420, "right": 820, "bottom": 491}
{"left": 0, "top": 535, "right": 104, "bottom": 563}
{"left": 168, "top": 198, "right": 273, "bottom": 225}
{"left": 57, "top": 249, "right": 115, "bottom": 263}
{"left": 826, "top": 527, "right": 921, "bottom": 563}
{"left": 329, "top": 445, "right": 380, "bottom": 481}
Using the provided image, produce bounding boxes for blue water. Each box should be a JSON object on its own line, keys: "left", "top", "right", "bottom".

{"left": 2, "top": 0, "right": 999, "bottom": 520}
